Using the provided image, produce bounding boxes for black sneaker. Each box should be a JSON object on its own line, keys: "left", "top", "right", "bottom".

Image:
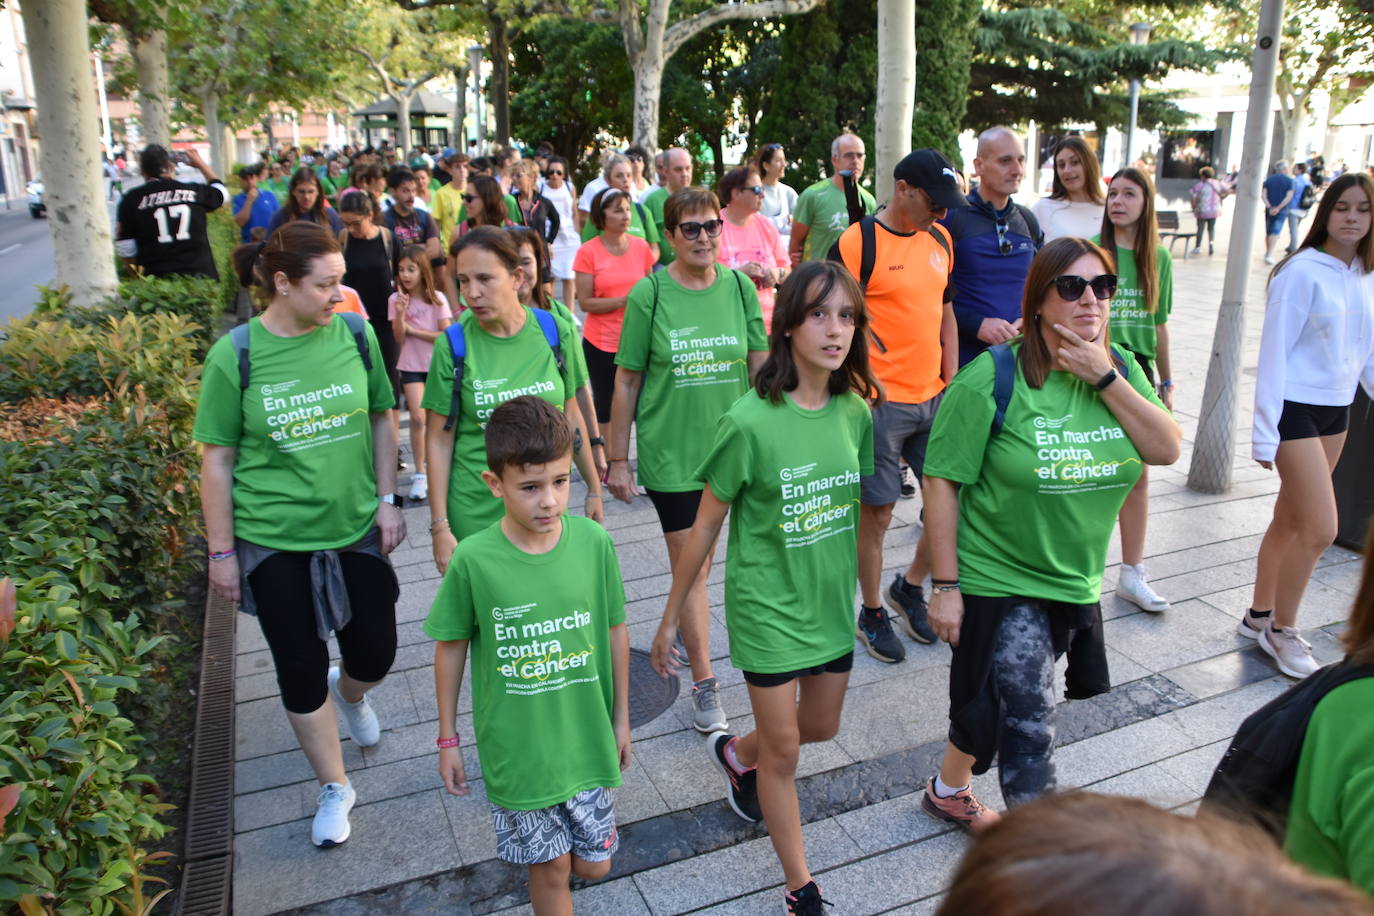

{"left": 856, "top": 607, "right": 906, "bottom": 663}
{"left": 785, "top": 880, "right": 832, "bottom": 915}
{"left": 886, "top": 574, "right": 935, "bottom": 644}
{"left": 708, "top": 731, "right": 761, "bottom": 823}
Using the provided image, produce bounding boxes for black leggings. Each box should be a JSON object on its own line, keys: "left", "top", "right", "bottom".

{"left": 582, "top": 339, "right": 617, "bottom": 424}
{"left": 248, "top": 551, "right": 399, "bottom": 714}
{"left": 991, "top": 602, "right": 1057, "bottom": 806}
{"left": 1195, "top": 217, "right": 1216, "bottom": 250}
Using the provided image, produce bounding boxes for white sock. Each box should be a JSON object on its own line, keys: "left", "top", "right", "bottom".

{"left": 724, "top": 737, "right": 753, "bottom": 774}
{"left": 933, "top": 775, "right": 967, "bottom": 799}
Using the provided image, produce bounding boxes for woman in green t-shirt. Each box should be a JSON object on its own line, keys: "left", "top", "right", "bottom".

{"left": 651, "top": 262, "right": 880, "bottom": 914}
{"left": 921, "top": 237, "right": 1181, "bottom": 829}
{"left": 423, "top": 227, "right": 603, "bottom": 572}
{"left": 607, "top": 187, "right": 769, "bottom": 735}
{"left": 1098, "top": 167, "right": 1175, "bottom": 615}
{"left": 194, "top": 222, "right": 407, "bottom": 849}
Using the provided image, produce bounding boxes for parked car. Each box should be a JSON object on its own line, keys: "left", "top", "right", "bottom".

{"left": 26, "top": 179, "right": 44, "bottom": 218}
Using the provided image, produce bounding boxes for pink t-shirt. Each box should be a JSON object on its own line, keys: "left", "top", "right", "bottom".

{"left": 572, "top": 235, "right": 655, "bottom": 352}
{"left": 718, "top": 214, "right": 788, "bottom": 331}
{"left": 388, "top": 291, "right": 453, "bottom": 372}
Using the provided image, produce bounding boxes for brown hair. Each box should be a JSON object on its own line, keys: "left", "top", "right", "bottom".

{"left": 1345, "top": 517, "right": 1374, "bottom": 664}
{"left": 663, "top": 187, "right": 721, "bottom": 234}
{"left": 1049, "top": 136, "right": 1105, "bottom": 205}
{"left": 465, "top": 175, "right": 507, "bottom": 230}
{"left": 755, "top": 261, "right": 883, "bottom": 405}
{"left": 452, "top": 225, "right": 522, "bottom": 274}
{"left": 507, "top": 226, "right": 551, "bottom": 310}
{"left": 717, "top": 166, "right": 760, "bottom": 208}
{"left": 283, "top": 167, "right": 331, "bottom": 223}
{"left": 484, "top": 395, "right": 573, "bottom": 477}
{"left": 1018, "top": 236, "right": 1115, "bottom": 388}
{"left": 1099, "top": 167, "right": 1161, "bottom": 313}
{"left": 1273, "top": 171, "right": 1374, "bottom": 282}
{"left": 232, "top": 221, "right": 341, "bottom": 300}
{"left": 590, "top": 188, "right": 632, "bottom": 231}
{"left": 751, "top": 143, "right": 784, "bottom": 178}
{"left": 396, "top": 243, "right": 438, "bottom": 306}
{"left": 937, "top": 792, "right": 1374, "bottom": 916}
{"left": 1199, "top": 166, "right": 1216, "bottom": 179}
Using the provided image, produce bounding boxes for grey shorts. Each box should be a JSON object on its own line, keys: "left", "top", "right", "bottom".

{"left": 860, "top": 393, "right": 944, "bottom": 506}
{"left": 491, "top": 786, "right": 618, "bottom": 866}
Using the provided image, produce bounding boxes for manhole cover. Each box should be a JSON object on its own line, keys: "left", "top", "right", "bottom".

{"left": 628, "top": 648, "right": 679, "bottom": 728}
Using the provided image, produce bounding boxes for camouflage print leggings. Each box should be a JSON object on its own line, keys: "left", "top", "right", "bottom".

{"left": 992, "top": 601, "right": 1058, "bottom": 807}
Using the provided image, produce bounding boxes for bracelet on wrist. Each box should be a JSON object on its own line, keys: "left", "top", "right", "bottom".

{"left": 430, "top": 518, "right": 450, "bottom": 532}
{"left": 208, "top": 549, "right": 236, "bottom": 561}
{"left": 585, "top": 493, "right": 603, "bottom": 500}
{"left": 930, "top": 577, "right": 959, "bottom": 586}
{"left": 1159, "top": 379, "right": 1174, "bottom": 390}
{"left": 436, "top": 735, "right": 460, "bottom": 749}
{"left": 1094, "top": 368, "right": 1118, "bottom": 391}
{"left": 608, "top": 457, "right": 629, "bottom": 464}
{"left": 931, "top": 583, "right": 961, "bottom": 595}
{"left": 589, "top": 436, "right": 606, "bottom": 447}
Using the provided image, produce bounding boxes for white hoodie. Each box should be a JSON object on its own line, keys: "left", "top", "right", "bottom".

{"left": 1253, "top": 247, "right": 1374, "bottom": 462}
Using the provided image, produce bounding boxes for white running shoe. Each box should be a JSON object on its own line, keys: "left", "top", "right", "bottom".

{"left": 311, "top": 781, "right": 356, "bottom": 847}
{"left": 1259, "top": 626, "right": 1321, "bottom": 679}
{"left": 691, "top": 677, "right": 728, "bottom": 734}
{"left": 328, "top": 667, "right": 381, "bottom": 747}
{"left": 1117, "top": 563, "right": 1170, "bottom": 613}
{"left": 409, "top": 472, "right": 427, "bottom": 502}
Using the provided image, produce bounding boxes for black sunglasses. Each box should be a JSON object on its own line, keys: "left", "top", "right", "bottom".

{"left": 745, "top": 185, "right": 764, "bottom": 195}
{"left": 547, "top": 169, "right": 564, "bottom": 177}
{"left": 995, "top": 218, "right": 1013, "bottom": 255}
{"left": 675, "top": 219, "right": 723, "bottom": 240}
{"left": 1053, "top": 274, "right": 1117, "bottom": 301}
{"left": 462, "top": 194, "right": 478, "bottom": 203}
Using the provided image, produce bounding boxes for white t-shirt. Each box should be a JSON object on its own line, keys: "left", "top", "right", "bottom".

{"left": 1031, "top": 197, "right": 1103, "bottom": 243}
{"left": 760, "top": 182, "right": 799, "bottom": 238}
{"left": 542, "top": 183, "right": 580, "bottom": 250}
{"left": 578, "top": 176, "right": 609, "bottom": 212}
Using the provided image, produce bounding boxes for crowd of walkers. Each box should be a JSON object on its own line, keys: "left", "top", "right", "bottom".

{"left": 143, "top": 128, "right": 1374, "bottom": 915}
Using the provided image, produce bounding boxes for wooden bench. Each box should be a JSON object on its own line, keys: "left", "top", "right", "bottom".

{"left": 1157, "top": 210, "right": 1195, "bottom": 260}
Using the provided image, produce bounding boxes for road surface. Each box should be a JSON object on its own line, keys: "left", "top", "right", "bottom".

{"left": 0, "top": 206, "right": 56, "bottom": 323}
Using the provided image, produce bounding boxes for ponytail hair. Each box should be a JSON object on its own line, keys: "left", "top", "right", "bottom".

{"left": 232, "top": 221, "right": 341, "bottom": 302}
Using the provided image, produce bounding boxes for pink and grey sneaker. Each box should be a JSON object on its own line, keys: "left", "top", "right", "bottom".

{"left": 785, "top": 880, "right": 832, "bottom": 915}
{"left": 920, "top": 777, "right": 1000, "bottom": 833}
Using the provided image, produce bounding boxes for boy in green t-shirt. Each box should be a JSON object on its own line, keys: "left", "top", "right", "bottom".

{"left": 426, "top": 396, "right": 630, "bottom": 913}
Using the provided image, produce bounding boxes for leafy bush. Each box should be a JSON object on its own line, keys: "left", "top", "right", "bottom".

{"left": 31, "top": 275, "right": 219, "bottom": 359}
{"left": 207, "top": 207, "right": 241, "bottom": 314}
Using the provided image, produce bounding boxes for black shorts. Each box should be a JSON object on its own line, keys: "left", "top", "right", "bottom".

{"left": 1278, "top": 400, "right": 1350, "bottom": 441}
{"left": 582, "top": 340, "right": 617, "bottom": 424}
{"left": 743, "top": 650, "right": 854, "bottom": 688}
{"left": 644, "top": 487, "right": 702, "bottom": 534}
{"left": 399, "top": 369, "right": 428, "bottom": 386}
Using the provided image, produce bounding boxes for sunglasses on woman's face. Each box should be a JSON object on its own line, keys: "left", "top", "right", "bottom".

{"left": 462, "top": 194, "right": 478, "bottom": 203}
{"left": 675, "top": 219, "right": 724, "bottom": 240}
{"left": 547, "top": 170, "right": 564, "bottom": 177}
{"left": 1053, "top": 273, "right": 1117, "bottom": 301}
{"left": 746, "top": 185, "right": 764, "bottom": 195}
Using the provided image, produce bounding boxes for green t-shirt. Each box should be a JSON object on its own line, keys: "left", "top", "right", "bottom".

{"left": 923, "top": 343, "right": 1164, "bottom": 603}
{"left": 1285, "top": 678, "right": 1374, "bottom": 895}
{"left": 420, "top": 307, "right": 580, "bottom": 540}
{"left": 547, "top": 297, "right": 591, "bottom": 390}
{"left": 697, "top": 390, "right": 874, "bottom": 673}
{"left": 579, "top": 199, "right": 662, "bottom": 248}
{"left": 614, "top": 269, "right": 767, "bottom": 491}
{"left": 192, "top": 315, "right": 396, "bottom": 551}
{"left": 261, "top": 177, "right": 289, "bottom": 200}
{"left": 1094, "top": 238, "right": 1172, "bottom": 364}
{"left": 641, "top": 188, "right": 674, "bottom": 265}
{"left": 793, "top": 178, "right": 876, "bottom": 262}
{"left": 423, "top": 516, "right": 627, "bottom": 810}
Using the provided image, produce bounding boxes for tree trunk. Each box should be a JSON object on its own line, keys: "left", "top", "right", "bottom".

{"left": 1283, "top": 97, "right": 1308, "bottom": 163}
{"left": 874, "top": 0, "right": 915, "bottom": 202}
{"left": 631, "top": 56, "right": 665, "bottom": 150}
{"left": 453, "top": 66, "right": 468, "bottom": 149}
{"left": 22, "top": 0, "right": 118, "bottom": 307}
{"left": 201, "top": 90, "right": 229, "bottom": 177}
{"left": 396, "top": 91, "right": 412, "bottom": 155}
{"left": 130, "top": 28, "right": 170, "bottom": 148}
{"left": 490, "top": 15, "right": 511, "bottom": 147}
{"left": 262, "top": 116, "right": 276, "bottom": 157}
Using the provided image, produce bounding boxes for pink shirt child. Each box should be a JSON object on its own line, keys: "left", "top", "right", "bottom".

{"left": 388, "top": 290, "right": 453, "bottom": 372}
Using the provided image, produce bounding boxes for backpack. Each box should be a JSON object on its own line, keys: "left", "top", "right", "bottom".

{"left": 337, "top": 225, "right": 394, "bottom": 269}
{"left": 987, "top": 342, "right": 1128, "bottom": 436}
{"left": 229, "top": 311, "right": 372, "bottom": 390}
{"left": 1298, "top": 180, "right": 1317, "bottom": 211}
{"left": 439, "top": 307, "right": 567, "bottom": 432}
{"left": 1200, "top": 658, "right": 1374, "bottom": 839}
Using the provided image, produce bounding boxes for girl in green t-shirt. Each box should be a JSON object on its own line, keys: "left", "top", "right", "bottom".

{"left": 423, "top": 227, "right": 604, "bottom": 572}
{"left": 1099, "top": 167, "right": 1175, "bottom": 614}
{"left": 651, "top": 261, "right": 882, "bottom": 915}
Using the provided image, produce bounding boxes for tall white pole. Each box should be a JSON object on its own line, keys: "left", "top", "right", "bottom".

{"left": 1188, "top": 0, "right": 1287, "bottom": 493}
{"left": 94, "top": 51, "right": 112, "bottom": 154}
{"left": 873, "top": 0, "right": 915, "bottom": 204}
{"left": 1123, "top": 23, "right": 1153, "bottom": 169}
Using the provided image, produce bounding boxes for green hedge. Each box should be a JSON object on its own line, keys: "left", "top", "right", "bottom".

{"left": 0, "top": 195, "right": 234, "bottom": 914}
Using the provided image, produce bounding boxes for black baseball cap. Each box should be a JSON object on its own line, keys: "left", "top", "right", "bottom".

{"left": 893, "top": 149, "right": 967, "bottom": 210}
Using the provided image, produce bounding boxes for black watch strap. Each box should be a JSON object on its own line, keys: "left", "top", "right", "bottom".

{"left": 1094, "top": 368, "right": 1118, "bottom": 391}
{"left": 589, "top": 436, "right": 606, "bottom": 447}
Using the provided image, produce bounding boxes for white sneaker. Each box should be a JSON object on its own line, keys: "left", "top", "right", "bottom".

{"left": 1236, "top": 608, "right": 1272, "bottom": 639}
{"left": 1259, "top": 626, "right": 1321, "bottom": 679}
{"left": 409, "top": 471, "right": 427, "bottom": 502}
{"left": 1117, "top": 563, "right": 1170, "bottom": 613}
{"left": 311, "top": 781, "right": 356, "bottom": 847}
{"left": 691, "top": 677, "right": 728, "bottom": 734}
{"left": 1190, "top": 247, "right": 1202, "bottom": 255}
{"left": 1264, "top": 254, "right": 1275, "bottom": 265}
{"left": 328, "top": 667, "right": 381, "bottom": 747}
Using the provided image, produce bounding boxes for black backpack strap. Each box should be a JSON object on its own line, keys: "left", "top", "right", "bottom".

{"left": 859, "top": 216, "right": 878, "bottom": 291}
{"left": 231, "top": 323, "right": 252, "bottom": 390}
{"left": 990, "top": 343, "right": 1015, "bottom": 436}
{"left": 1014, "top": 202, "right": 1043, "bottom": 249}
{"left": 644, "top": 272, "right": 662, "bottom": 367}
{"left": 336, "top": 311, "right": 372, "bottom": 371}
{"left": 441, "top": 322, "right": 466, "bottom": 432}
{"left": 841, "top": 171, "right": 864, "bottom": 225}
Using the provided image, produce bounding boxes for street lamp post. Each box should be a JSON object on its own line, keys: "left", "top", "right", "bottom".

{"left": 1124, "top": 22, "right": 1153, "bottom": 169}
{"left": 467, "top": 45, "right": 483, "bottom": 154}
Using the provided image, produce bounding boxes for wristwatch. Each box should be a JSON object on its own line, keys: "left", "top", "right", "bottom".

{"left": 589, "top": 436, "right": 606, "bottom": 447}
{"left": 380, "top": 493, "right": 403, "bottom": 507}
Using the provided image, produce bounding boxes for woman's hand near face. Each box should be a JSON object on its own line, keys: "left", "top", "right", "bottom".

{"left": 1051, "top": 322, "right": 1113, "bottom": 383}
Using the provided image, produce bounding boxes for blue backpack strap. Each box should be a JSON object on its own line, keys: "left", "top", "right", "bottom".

{"left": 1109, "top": 343, "right": 1128, "bottom": 374}
{"left": 230, "top": 323, "right": 252, "bottom": 389}
{"left": 442, "top": 321, "right": 467, "bottom": 432}
{"left": 336, "top": 311, "right": 372, "bottom": 371}
{"left": 530, "top": 307, "right": 568, "bottom": 389}
{"left": 989, "top": 343, "right": 1016, "bottom": 437}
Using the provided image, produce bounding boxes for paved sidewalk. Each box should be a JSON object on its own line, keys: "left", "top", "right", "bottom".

{"left": 229, "top": 238, "right": 1364, "bottom": 915}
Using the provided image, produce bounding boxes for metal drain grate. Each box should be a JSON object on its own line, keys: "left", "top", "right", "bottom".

{"left": 176, "top": 587, "right": 237, "bottom": 916}
{"left": 628, "top": 648, "right": 679, "bottom": 728}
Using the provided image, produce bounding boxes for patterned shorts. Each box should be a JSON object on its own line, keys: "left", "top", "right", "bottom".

{"left": 491, "top": 786, "right": 618, "bottom": 866}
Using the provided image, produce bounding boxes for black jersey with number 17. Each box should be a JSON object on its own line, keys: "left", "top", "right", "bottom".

{"left": 116, "top": 178, "right": 228, "bottom": 279}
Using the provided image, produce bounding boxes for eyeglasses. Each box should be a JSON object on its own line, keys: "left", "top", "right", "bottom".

{"left": 1052, "top": 274, "right": 1117, "bottom": 301}
{"left": 675, "top": 219, "right": 723, "bottom": 240}
{"left": 995, "top": 218, "right": 1013, "bottom": 255}
{"left": 547, "top": 170, "right": 564, "bottom": 177}
{"left": 462, "top": 194, "right": 478, "bottom": 203}
{"left": 746, "top": 185, "right": 764, "bottom": 195}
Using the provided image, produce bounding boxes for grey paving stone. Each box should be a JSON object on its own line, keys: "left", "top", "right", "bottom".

{"left": 833, "top": 791, "right": 951, "bottom": 854}
{"left": 882, "top": 896, "right": 945, "bottom": 916}
{"left": 617, "top": 759, "right": 671, "bottom": 825}
{"left": 360, "top": 715, "right": 480, "bottom": 778}
{"left": 1102, "top": 598, "right": 1251, "bottom": 672}
{"left": 831, "top": 664, "right": 952, "bottom": 760}
{"left": 1199, "top": 579, "right": 1356, "bottom": 630}
{"left": 1154, "top": 738, "right": 1230, "bottom": 797}
{"left": 235, "top": 781, "right": 309, "bottom": 833}
{"left": 487, "top": 876, "right": 652, "bottom": 916}
{"left": 1085, "top": 763, "right": 1198, "bottom": 809}
{"left": 1146, "top": 558, "right": 1268, "bottom": 605}
{"left": 632, "top": 818, "right": 860, "bottom": 916}
{"left": 1162, "top": 676, "right": 1291, "bottom": 745}
{"left": 233, "top": 790, "right": 460, "bottom": 916}
{"left": 1162, "top": 645, "right": 1277, "bottom": 699}
{"left": 395, "top": 575, "right": 442, "bottom": 623}
{"left": 1054, "top": 716, "right": 1199, "bottom": 789}
{"left": 438, "top": 779, "right": 499, "bottom": 866}
{"left": 236, "top": 669, "right": 281, "bottom": 703}
{"left": 1313, "top": 558, "right": 1364, "bottom": 595}
{"left": 236, "top": 695, "right": 302, "bottom": 760}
